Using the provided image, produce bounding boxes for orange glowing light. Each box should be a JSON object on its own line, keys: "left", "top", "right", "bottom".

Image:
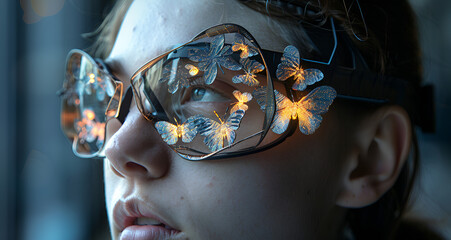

{"left": 84, "top": 109, "right": 96, "bottom": 120}
{"left": 232, "top": 43, "right": 250, "bottom": 58}
{"left": 106, "top": 109, "right": 117, "bottom": 117}
{"left": 295, "top": 68, "right": 305, "bottom": 81}
{"left": 89, "top": 73, "right": 95, "bottom": 83}
{"left": 185, "top": 64, "right": 199, "bottom": 76}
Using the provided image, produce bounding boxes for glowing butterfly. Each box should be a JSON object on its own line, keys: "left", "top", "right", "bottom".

{"left": 254, "top": 86, "right": 336, "bottom": 135}
{"left": 232, "top": 58, "right": 265, "bottom": 86}
{"left": 198, "top": 109, "right": 246, "bottom": 152}
{"left": 231, "top": 34, "right": 258, "bottom": 58}
{"left": 159, "top": 57, "right": 199, "bottom": 94}
{"left": 155, "top": 116, "right": 201, "bottom": 145}
{"left": 230, "top": 90, "right": 253, "bottom": 113}
{"left": 276, "top": 45, "right": 324, "bottom": 91}
{"left": 188, "top": 35, "right": 241, "bottom": 85}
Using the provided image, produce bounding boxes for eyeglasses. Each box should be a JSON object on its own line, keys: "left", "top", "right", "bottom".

{"left": 60, "top": 22, "right": 416, "bottom": 160}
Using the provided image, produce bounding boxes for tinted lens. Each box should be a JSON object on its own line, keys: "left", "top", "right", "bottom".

{"left": 61, "top": 50, "right": 122, "bottom": 157}
{"left": 131, "top": 25, "right": 278, "bottom": 159}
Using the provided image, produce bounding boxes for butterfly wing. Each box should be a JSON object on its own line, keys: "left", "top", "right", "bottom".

{"left": 223, "top": 109, "right": 245, "bottom": 145}
{"left": 155, "top": 121, "right": 178, "bottom": 145}
{"left": 271, "top": 90, "right": 294, "bottom": 134}
{"left": 242, "top": 58, "right": 265, "bottom": 74}
{"left": 159, "top": 62, "right": 181, "bottom": 93}
{"left": 296, "top": 86, "right": 337, "bottom": 135}
{"left": 210, "top": 35, "right": 225, "bottom": 57}
{"left": 253, "top": 86, "right": 268, "bottom": 110}
{"left": 199, "top": 119, "right": 223, "bottom": 152}
{"left": 233, "top": 91, "right": 252, "bottom": 103}
{"left": 232, "top": 34, "right": 246, "bottom": 52}
{"left": 225, "top": 109, "right": 246, "bottom": 131}
{"left": 204, "top": 63, "right": 218, "bottom": 85}
{"left": 291, "top": 68, "right": 324, "bottom": 91}
{"left": 217, "top": 45, "right": 242, "bottom": 71}
{"left": 276, "top": 45, "right": 300, "bottom": 81}
{"left": 180, "top": 115, "right": 202, "bottom": 143}
{"left": 234, "top": 58, "right": 264, "bottom": 86}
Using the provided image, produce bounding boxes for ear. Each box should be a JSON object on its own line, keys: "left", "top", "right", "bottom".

{"left": 336, "top": 105, "right": 412, "bottom": 208}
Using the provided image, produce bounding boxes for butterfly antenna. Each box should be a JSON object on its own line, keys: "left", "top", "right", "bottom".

{"left": 214, "top": 111, "right": 224, "bottom": 124}
{"left": 217, "top": 63, "right": 225, "bottom": 75}
{"left": 174, "top": 117, "right": 179, "bottom": 125}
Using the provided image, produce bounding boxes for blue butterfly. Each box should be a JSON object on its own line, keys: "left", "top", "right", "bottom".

{"left": 197, "top": 109, "right": 246, "bottom": 152}
{"left": 276, "top": 45, "right": 324, "bottom": 91}
{"left": 253, "top": 86, "right": 336, "bottom": 135}
{"left": 232, "top": 58, "right": 265, "bottom": 86}
{"left": 188, "top": 35, "right": 242, "bottom": 85}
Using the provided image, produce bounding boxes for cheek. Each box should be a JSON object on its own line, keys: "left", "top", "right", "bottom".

{"left": 103, "top": 159, "right": 129, "bottom": 234}
{"left": 176, "top": 143, "right": 338, "bottom": 239}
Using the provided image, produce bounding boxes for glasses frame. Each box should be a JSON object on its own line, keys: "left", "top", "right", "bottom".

{"left": 60, "top": 20, "right": 417, "bottom": 160}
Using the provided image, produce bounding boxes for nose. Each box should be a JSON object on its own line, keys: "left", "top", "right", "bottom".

{"left": 104, "top": 106, "right": 171, "bottom": 179}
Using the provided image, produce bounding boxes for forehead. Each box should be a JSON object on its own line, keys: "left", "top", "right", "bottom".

{"left": 107, "top": 0, "right": 289, "bottom": 80}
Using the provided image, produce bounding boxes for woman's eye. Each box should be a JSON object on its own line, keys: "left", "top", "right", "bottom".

{"left": 191, "top": 88, "right": 206, "bottom": 101}
{"left": 187, "top": 87, "right": 230, "bottom": 103}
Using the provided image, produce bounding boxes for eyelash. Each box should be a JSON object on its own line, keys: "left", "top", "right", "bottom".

{"left": 180, "top": 85, "right": 231, "bottom": 104}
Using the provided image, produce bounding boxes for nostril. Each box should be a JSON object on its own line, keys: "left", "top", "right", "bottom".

{"left": 125, "top": 162, "right": 148, "bottom": 174}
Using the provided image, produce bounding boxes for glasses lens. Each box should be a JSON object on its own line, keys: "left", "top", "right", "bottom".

{"left": 61, "top": 50, "right": 122, "bottom": 157}
{"left": 131, "top": 25, "right": 282, "bottom": 159}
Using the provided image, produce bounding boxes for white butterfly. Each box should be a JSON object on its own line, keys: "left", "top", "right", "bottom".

{"left": 276, "top": 45, "right": 324, "bottom": 91}
{"left": 155, "top": 116, "right": 200, "bottom": 145}
{"left": 198, "top": 109, "right": 246, "bottom": 152}
{"left": 230, "top": 90, "right": 253, "bottom": 113}
{"left": 254, "top": 86, "right": 336, "bottom": 135}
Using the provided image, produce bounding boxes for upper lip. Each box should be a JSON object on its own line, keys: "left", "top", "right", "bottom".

{"left": 113, "top": 196, "right": 178, "bottom": 232}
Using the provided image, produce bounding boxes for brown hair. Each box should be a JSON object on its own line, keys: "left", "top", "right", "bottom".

{"left": 84, "top": 0, "right": 133, "bottom": 59}
{"left": 237, "top": 1, "right": 436, "bottom": 239}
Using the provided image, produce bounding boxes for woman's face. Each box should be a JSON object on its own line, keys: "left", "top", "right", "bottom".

{"left": 104, "top": 0, "right": 348, "bottom": 239}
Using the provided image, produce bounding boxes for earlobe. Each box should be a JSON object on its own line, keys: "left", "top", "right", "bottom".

{"left": 336, "top": 106, "right": 412, "bottom": 208}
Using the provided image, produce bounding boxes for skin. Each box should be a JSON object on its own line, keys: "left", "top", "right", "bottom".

{"left": 103, "top": 0, "right": 411, "bottom": 239}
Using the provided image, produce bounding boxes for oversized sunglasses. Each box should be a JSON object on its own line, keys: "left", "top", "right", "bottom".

{"left": 59, "top": 21, "right": 419, "bottom": 160}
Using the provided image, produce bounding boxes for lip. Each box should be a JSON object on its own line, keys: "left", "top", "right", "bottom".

{"left": 113, "top": 197, "right": 185, "bottom": 240}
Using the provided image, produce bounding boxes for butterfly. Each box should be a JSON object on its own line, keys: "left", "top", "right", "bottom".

{"left": 253, "top": 86, "right": 336, "bottom": 135}
{"left": 276, "top": 45, "right": 324, "bottom": 91}
{"left": 231, "top": 34, "right": 259, "bottom": 58}
{"left": 159, "top": 56, "right": 201, "bottom": 94}
{"left": 230, "top": 90, "right": 253, "bottom": 113}
{"left": 155, "top": 116, "right": 201, "bottom": 145}
{"left": 232, "top": 58, "right": 265, "bottom": 86}
{"left": 198, "top": 109, "right": 246, "bottom": 152}
{"left": 188, "top": 35, "right": 242, "bottom": 85}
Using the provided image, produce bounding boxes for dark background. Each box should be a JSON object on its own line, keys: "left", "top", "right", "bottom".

{"left": 0, "top": 0, "right": 450, "bottom": 239}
